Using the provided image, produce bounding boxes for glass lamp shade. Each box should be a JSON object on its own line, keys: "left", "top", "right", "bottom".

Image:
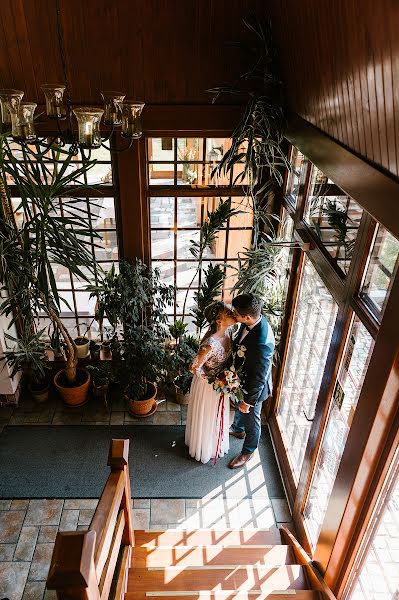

{"left": 121, "top": 101, "right": 145, "bottom": 138}
{"left": 10, "top": 102, "right": 37, "bottom": 142}
{"left": 100, "top": 91, "right": 125, "bottom": 126}
{"left": 0, "top": 89, "right": 24, "bottom": 124}
{"left": 73, "top": 107, "right": 104, "bottom": 148}
{"left": 41, "top": 84, "right": 67, "bottom": 119}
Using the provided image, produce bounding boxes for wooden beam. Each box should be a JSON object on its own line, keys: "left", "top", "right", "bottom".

{"left": 286, "top": 113, "right": 399, "bottom": 239}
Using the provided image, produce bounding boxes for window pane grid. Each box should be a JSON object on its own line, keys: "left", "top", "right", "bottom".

{"left": 8, "top": 141, "right": 118, "bottom": 334}
{"left": 303, "top": 316, "right": 374, "bottom": 548}
{"left": 148, "top": 137, "right": 252, "bottom": 320}
{"left": 302, "top": 164, "right": 363, "bottom": 275}
{"left": 277, "top": 257, "right": 339, "bottom": 484}
{"left": 359, "top": 223, "right": 399, "bottom": 319}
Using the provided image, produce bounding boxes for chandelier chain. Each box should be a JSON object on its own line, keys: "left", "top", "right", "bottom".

{"left": 55, "top": 0, "right": 72, "bottom": 107}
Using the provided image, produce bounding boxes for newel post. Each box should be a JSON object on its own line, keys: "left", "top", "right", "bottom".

{"left": 46, "top": 530, "right": 100, "bottom": 599}
{"left": 107, "top": 438, "right": 134, "bottom": 546}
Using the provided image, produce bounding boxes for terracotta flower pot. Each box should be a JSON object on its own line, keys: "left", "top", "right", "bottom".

{"left": 127, "top": 382, "right": 157, "bottom": 416}
{"left": 54, "top": 368, "right": 91, "bottom": 406}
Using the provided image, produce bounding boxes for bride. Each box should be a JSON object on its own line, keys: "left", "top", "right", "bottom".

{"left": 185, "top": 301, "right": 237, "bottom": 464}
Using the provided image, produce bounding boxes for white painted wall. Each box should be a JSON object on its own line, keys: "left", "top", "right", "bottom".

{"left": 0, "top": 296, "right": 21, "bottom": 394}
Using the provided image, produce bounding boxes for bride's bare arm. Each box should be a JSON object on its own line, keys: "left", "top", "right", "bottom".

{"left": 190, "top": 344, "right": 212, "bottom": 379}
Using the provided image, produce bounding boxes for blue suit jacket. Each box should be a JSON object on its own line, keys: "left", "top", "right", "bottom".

{"left": 232, "top": 316, "right": 275, "bottom": 407}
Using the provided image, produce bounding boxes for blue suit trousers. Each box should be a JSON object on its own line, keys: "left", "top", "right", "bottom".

{"left": 231, "top": 399, "right": 264, "bottom": 455}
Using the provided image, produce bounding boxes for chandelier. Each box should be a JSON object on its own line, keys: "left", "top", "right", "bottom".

{"left": 0, "top": 87, "right": 145, "bottom": 155}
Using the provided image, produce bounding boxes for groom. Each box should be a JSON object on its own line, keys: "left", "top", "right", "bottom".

{"left": 228, "top": 293, "right": 275, "bottom": 469}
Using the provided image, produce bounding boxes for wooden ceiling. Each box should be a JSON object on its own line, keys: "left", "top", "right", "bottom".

{"left": 1, "top": 0, "right": 398, "bottom": 180}
{"left": 0, "top": 0, "right": 265, "bottom": 106}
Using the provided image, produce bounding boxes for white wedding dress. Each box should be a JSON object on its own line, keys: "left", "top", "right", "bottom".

{"left": 185, "top": 336, "right": 231, "bottom": 464}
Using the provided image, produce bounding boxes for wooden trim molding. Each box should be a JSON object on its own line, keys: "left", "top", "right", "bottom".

{"left": 316, "top": 266, "right": 399, "bottom": 587}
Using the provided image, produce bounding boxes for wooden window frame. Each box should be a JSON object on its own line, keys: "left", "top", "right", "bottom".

{"left": 268, "top": 114, "right": 399, "bottom": 595}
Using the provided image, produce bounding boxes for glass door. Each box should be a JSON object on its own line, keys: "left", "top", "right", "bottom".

{"left": 303, "top": 315, "right": 375, "bottom": 547}
{"left": 277, "top": 256, "right": 339, "bottom": 484}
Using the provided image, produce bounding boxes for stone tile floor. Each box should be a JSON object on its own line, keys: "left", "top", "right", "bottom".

{"left": 0, "top": 391, "right": 285, "bottom": 600}
{"left": 0, "top": 387, "right": 188, "bottom": 431}
{"left": 0, "top": 497, "right": 293, "bottom": 600}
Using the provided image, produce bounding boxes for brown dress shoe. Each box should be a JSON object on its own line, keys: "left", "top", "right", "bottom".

{"left": 229, "top": 429, "right": 246, "bottom": 439}
{"left": 228, "top": 453, "right": 254, "bottom": 469}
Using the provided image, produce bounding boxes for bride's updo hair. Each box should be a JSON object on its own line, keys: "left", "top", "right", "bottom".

{"left": 201, "top": 300, "right": 227, "bottom": 344}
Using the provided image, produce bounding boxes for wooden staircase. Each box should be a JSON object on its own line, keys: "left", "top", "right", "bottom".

{"left": 126, "top": 528, "right": 335, "bottom": 600}
{"left": 46, "top": 439, "right": 336, "bottom": 600}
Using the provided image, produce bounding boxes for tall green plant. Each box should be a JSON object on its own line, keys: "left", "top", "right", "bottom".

{"left": 190, "top": 263, "right": 225, "bottom": 333}
{"left": 89, "top": 259, "right": 174, "bottom": 399}
{"left": 209, "top": 17, "right": 290, "bottom": 249}
{"left": 181, "top": 199, "right": 238, "bottom": 319}
{"left": 0, "top": 134, "right": 102, "bottom": 383}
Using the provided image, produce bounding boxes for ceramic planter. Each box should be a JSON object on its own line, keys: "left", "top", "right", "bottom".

{"left": 74, "top": 336, "right": 90, "bottom": 358}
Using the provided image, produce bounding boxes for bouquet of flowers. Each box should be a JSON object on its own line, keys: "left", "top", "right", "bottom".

{"left": 209, "top": 365, "right": 244, "bottom": 403}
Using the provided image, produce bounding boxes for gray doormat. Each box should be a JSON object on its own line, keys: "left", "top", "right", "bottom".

{"left": 0, "top": 425, "right": 285, "bottom": 499}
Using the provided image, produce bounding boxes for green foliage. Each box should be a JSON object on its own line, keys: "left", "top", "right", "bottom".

{"left": 87, "top": 263, "right": 120, "bottom": 331}
{"left": 209, "top": 17, "right": 290, "bottom": 240}
{"left": 168, "top": 319, "right": 187, "bottom": 341}
{"left": 164, "top": 333, "right": 200, "bottom": 394}
{"left": 0, "top": 135, "right": 103, "bottom": 384}
{"left": 0, "top": 137, "right": 102, "bottom": 322}
{"left": 190, "top": 264, "right": 225, "bottom": 332}
{"left": 86, "top": 362, "right": 115, "bottom": 388}
{"left": 310, "top": 198, "right": 355, "bottom": 272}
{"left": 233, "top": 234, "right": 295, "bottom": 340}
{"left": 189, "top": 200, "right": 238, "bottom": 260}
{"left": 183, "top": 199, "right": 239, "bottom": 320}
{"left": 2, "top": 328, "right": 50, "bottom": 385}
{"left": 89, "top": 259, "right": 174, "bottom": 400}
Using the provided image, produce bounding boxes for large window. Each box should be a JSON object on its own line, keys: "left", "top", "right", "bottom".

{"left": 7, "top": 141, "right": 119, "bottom": 337}
{"left": 285, "top": 145, "right": 306, "bottom": 207}
{"left": 345, "top": 446, "right": 399, "bottom": 600}
{"left": 360, "top": 223, "right": 399, "bottom": 319}
{"left": 303, "top": 316, "right": 374, "bottom": 547}
{"left": 148, "top": 137, "right": 253, "bottom": 323}
{"left": 304, "top": 165, "right": 363, "bottom": 275}
{"left": 277, "top": 257, "right": 338, "bottom": 483}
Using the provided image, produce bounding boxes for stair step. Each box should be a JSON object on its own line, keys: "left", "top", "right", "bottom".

{"left": 125, "top": 592, "right": 323, "bottom": 600}
{"left": 134, "top": 529, "right": 283, "bottom": 548}
{"left": 131, "top": 546, "right": 295, "bottom": 568}
{"left": 127, "top": 565, "right": 308, "bottom": 592}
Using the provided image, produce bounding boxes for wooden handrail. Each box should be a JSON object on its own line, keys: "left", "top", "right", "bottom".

{"left": 280, "top": 526, "right": 337, "bottom": 599}
{"left": 47, "top": 438, "right": 133, "bottom": 600}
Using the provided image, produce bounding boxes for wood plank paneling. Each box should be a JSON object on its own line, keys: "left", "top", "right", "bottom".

{"left": 0, "top": 0, "right": 266, "bottom": 105}
{"left": 1, "top": 0, "right": 397, "bottom": 179}
{"left": 268, "top": 0, "right": 399, "bottom": 179}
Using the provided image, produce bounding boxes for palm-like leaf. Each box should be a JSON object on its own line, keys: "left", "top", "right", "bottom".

{"left": 190, "top": 264, "right": 225, "bottom": 332}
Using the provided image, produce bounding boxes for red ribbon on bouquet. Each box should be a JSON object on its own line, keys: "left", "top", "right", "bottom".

{"left": 214, "top": 392, "right": 225, "bottom": 465}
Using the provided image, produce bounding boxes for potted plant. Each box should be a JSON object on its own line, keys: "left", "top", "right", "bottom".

{"left": 2, "top": 329, "right": 51, "bottom": 402}
{"left": 88, "top": 259, "right": 174, "bottom": 416}
{"left": 49, "top": 325, "right": 65, "bottom": 360}
{"left": 89, "top": 339, "right": 101, "bottom": 360}
{"left": 74, "top": 334, "right": 90, "bottom": 359}
{"left": 86, "top": 362, "right": 114, "bottom": 403}
{"left": 174, "top": 334, "right": 199, "bottom": 405}
{"left": 0, "top": 134, "right": 102, "bottom": 407}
